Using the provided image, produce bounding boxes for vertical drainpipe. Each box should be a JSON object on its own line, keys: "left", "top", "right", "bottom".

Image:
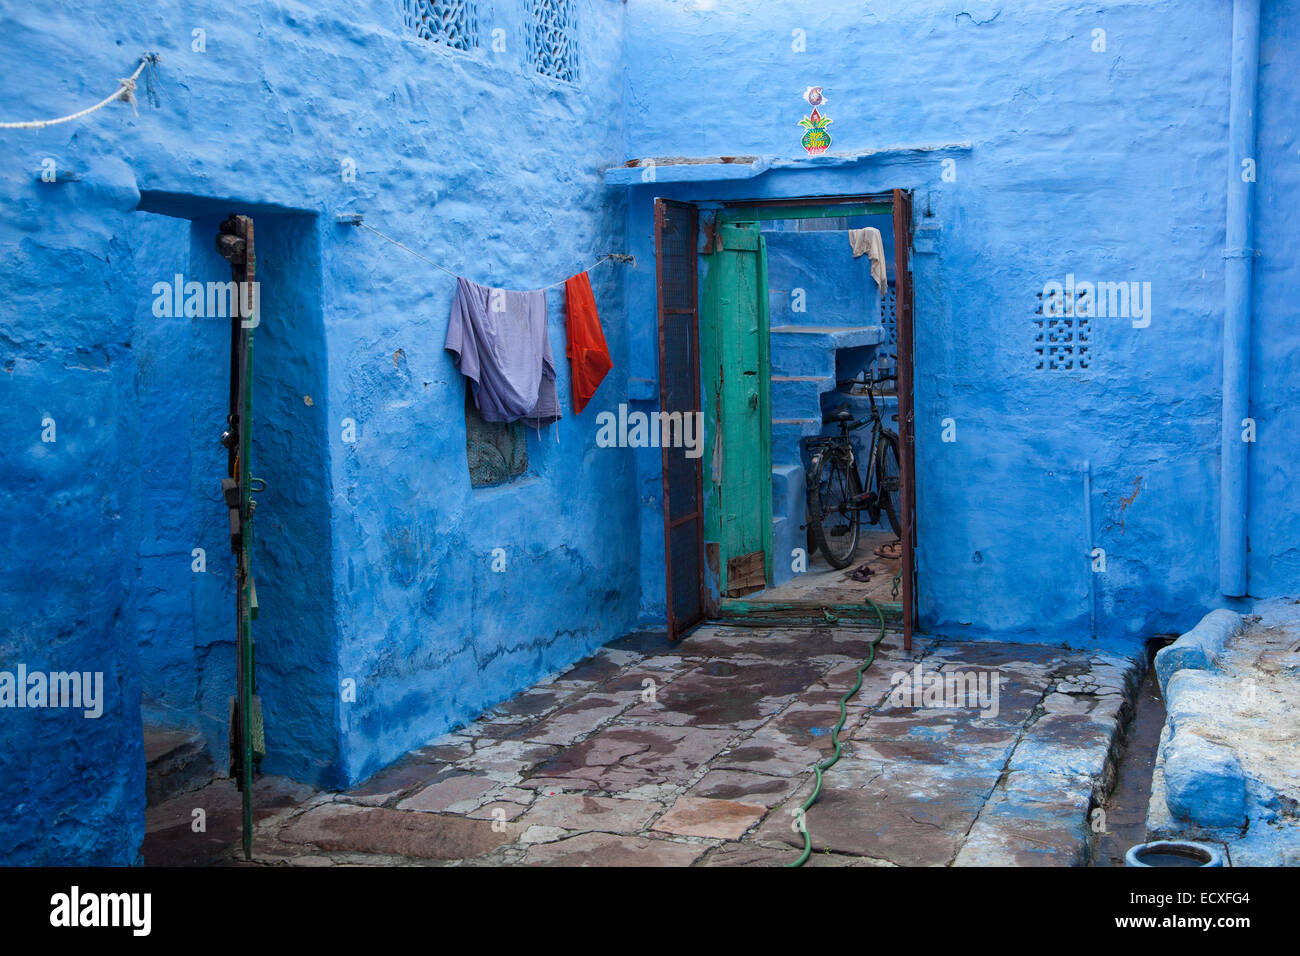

{"left": 1083, "top": 460, "right": 1096, "bottom": 640}
{"left": 1219, "top": 0, "right": 1261, "bottom": 597}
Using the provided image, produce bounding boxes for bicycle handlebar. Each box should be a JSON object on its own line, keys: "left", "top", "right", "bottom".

{"left": 836, "top": 374, "right": 896, "bottom": 388}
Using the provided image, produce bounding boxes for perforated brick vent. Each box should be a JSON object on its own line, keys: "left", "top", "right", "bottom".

{"left": 401, "top": 0, "right": 479, "bottom": 51}
{"left": 875, "top": 280, "right": 897, "bottom": 380}
{"left": 1033, "top": 315, "right": 1091, "bottom": 371}
{"left": 524, "top": 0, "right": 579, "bottom": 83}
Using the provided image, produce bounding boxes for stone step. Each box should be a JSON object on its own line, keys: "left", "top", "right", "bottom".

{"left": 770, "top": 325, "right": 887, "bottom": 379}
{"left": 770, "top": 463, "right": 808, "bottom": 590}
{"left": 144, "top": 725, "right": 216, "bottom": 807}
{"left": 770, "top": 515, "right": 796, "bottom": 587}
{"left": 770, "top": 375, "right": 833, "bottom": 422}
{"left": 771, "top": 462, "right": 806, "bottom": 524}
{"left": 772, "top": 418, "right": 820, "bottom": 467}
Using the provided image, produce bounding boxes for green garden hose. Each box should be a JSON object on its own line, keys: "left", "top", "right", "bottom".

{"left": 787, "top": 595, "right": 888, "bottom": 867}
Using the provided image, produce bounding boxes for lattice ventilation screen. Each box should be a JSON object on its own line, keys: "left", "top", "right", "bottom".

{"left": 874, "top": 281, "right": 898, "bottom": 382}
{"left": 1033, "top": 315, "right": 1091, "bottom": 371}
{"left": 525, "top": 0, "right": 579, "bottom": 83}
{"left": 401, "top": 0, "right": 479, "bottom": 51}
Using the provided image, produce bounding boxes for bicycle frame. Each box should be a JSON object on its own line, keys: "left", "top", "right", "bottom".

{"left": 808, "top": 375, "right": 894, "bottom": 521}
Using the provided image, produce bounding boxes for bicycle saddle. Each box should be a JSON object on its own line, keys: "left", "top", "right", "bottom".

{"left": 823, "top": 403, "right": 853, "bottom": 425}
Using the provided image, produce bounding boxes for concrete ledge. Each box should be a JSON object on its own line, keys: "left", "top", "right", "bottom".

{"left": 626, "top": 376, "right": 657, "bottom": 402}
{"left": 1153, "top": 608, "right": 1241, "bottom": 698}
{"left": 1162, "top": 729, "right": 1247, "bottom": 829}
{"left": 1147, "top": 609, "right": 1264, "bottom": 842}
{"left": 1163, "top": 668, "right": 1228, "bottom": 731}
{"left": 605, "top": 142, "right": 974, "bottom": 185}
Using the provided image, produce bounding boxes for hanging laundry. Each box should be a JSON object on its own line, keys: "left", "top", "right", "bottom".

{"left": 445, "top": 277, "right": 561, "bottom": 428}
{"left": 848, "top": 226, "right": 888, "bottom": 295}
{"left": 564, "top": 272, "right": 613, "bottom": 414}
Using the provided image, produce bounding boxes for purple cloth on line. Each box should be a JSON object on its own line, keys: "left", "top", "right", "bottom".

{"left": 445, "top": 277, "right": 561, "bottom": 427}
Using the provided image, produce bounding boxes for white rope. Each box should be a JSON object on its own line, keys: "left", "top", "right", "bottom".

{"left": 356, "top": 220, "right": 629, "bottom": 291}
{"left": 0, "top": 54, "right": 157, "bottom": 130}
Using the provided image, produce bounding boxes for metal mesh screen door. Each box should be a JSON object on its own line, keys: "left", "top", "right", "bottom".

{"left": 892, "top": 189, "right": 917, "bottom": 652}
{"left": 656, "top": 199, "right": 705, "bottom": 640}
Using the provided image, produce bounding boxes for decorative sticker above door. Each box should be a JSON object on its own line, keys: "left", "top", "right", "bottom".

{"left": 799, "top": 86, "right": 832, "bottom": 154}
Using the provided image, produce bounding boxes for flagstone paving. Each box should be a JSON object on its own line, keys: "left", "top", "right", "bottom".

{"left": 198, "top": 625, "right": 1143, "bottom": 866}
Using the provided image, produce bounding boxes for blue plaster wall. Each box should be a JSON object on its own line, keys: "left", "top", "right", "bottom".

{"left": 0, "top": 0, "right": 634, "bottom": 862}
{"left": 764, "top": 229, "right": 878, "bottom": 329}
{"left": 622, "top": 0, "right": 1300, "bottom": 646}
{"left": 132, "top": 212, "right": 202, "bottom": 725}
{"left": 4, "top": 0, "right": 1298, "bottom": 864}
{"left": 0, "top": 183, "right": 147, "bottom": 863}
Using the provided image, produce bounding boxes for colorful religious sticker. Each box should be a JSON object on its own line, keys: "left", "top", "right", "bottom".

{"left": 803, "top": 86, "right": 826, "bottom": 107}
{"left": 799, "top": 107, "right": 832, "bottom": 154}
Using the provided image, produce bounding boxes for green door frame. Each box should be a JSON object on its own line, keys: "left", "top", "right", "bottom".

{"left": 716, "top": 201, "right": 892, "bottom": 224}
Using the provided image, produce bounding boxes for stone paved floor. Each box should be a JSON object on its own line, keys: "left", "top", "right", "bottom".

{"left": 185, "top": 625, "right": 1141, "bottom": 866}
{"left": 744, "top": 530, "right": 901, "bottom": 608}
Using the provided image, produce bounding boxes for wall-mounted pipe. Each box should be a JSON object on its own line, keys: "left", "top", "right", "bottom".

{"left": 1083, "top": 460, "right": 1096, "bottom": 640}
{"left": 1219, "top": 0, "right": 1261, "bottom": 597}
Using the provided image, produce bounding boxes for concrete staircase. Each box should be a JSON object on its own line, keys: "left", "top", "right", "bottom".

{"left": 769, "top": 323, "right": 885, "bottom": 586}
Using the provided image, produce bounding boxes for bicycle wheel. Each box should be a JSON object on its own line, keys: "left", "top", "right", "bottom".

{"left": 876, "top": 431, "right": 902, "bottom": 538}
{"left": 807, "top": 449, "right": 862, "bottom": 569}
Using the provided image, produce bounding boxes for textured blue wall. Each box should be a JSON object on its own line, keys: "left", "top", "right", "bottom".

{"left": 764, "top": 229, "right": 877, "bottom": 329}
{"left": 0, "top": 0, "right": 633, "bottom": 861}
{"left": 622, "top": 0, "right": 1299, "bottom": 646}
{"left": 0, "top": 177, "right": 147, "bottom": 864}
{"left": 131, "top": 212, "right": 203, "bottom": 725}
{"left": 3, "top": 0, "right": 1298, "bottom": 864}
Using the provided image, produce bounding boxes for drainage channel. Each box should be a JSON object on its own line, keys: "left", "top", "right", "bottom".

{"left": 1091, "top": 639, "right": 1170, "bottom": 867}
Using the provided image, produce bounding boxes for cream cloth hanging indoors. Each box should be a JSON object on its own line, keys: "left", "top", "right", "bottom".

{"left": 848, "top": 227, "right": 888, "bottom": 295}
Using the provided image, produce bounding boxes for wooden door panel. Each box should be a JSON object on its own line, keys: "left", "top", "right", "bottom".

{"left": 702, "top": 221, "right": 772, "bottom": 598}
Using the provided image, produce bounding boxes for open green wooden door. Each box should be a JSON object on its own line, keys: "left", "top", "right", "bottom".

{"left": 701, "top": 220, "right": 773, "bottom": 597}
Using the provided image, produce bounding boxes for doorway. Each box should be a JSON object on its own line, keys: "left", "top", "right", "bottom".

{"left": 655, "top": 191, "right": 918, "bottom": 648}
{"left": 129, "top": 198, "right": 337, "bottom": 806}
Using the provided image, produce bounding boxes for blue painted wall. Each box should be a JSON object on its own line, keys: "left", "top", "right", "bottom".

{"left": 3, "top": 0, "right": 1298, "bottom": 863}
{"left": 0, "top": 167, "right": 147, "bottom": 864}
{"left": 131, "top": 212, "right": 203, "bottom": 726}
{"left": 0, "top": 0, "right": 633, "bottom": 861}
{"left": 764, "top": 229, "right": 878, "bottom": 330}
{"left": 622, "top": 0, "right": 1300, "bottom": 646}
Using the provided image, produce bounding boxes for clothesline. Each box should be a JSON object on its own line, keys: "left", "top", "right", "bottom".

{"left": 0, "top": 54, "right": 160, "bottom": 130}
{"left": 348, "top": 218, "right": 634, "bottom": 292}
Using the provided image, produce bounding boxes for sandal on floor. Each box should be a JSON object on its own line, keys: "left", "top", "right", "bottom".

{"left": 875, "top": 540, "right": 902, "bottom": 560}
{"left": 847, "top": 562, "right": 874, "bottom": 582}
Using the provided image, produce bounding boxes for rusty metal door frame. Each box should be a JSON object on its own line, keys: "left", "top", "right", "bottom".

{"left": 709, "top": 191, "right": 918, "bottom": 646}
{"left": 891, "top": 189, "right": 917, "bottom": 652}
{"left": 655, "top": 198, "right": 706, "bottom": 640}
{"left": 655, "top": 190, "right": 919, "bottom": 647}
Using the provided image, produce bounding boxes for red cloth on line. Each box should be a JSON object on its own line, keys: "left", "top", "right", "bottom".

{"left": 564, "top": 272, "right": 613, "bottom": 414}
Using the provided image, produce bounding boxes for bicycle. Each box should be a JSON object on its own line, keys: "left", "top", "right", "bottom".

{"left": 804, "top": 375, "right": 902, "bottom": 570}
